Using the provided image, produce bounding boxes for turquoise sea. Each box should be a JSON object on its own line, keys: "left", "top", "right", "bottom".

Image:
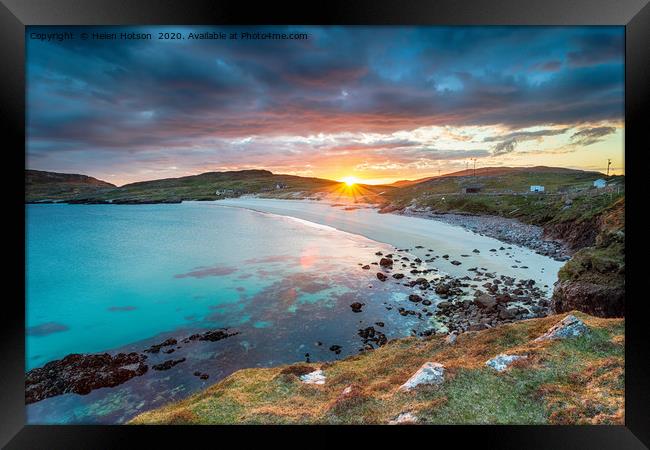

{"left": 26, "top": 202, "right": 427, "bottom": 423}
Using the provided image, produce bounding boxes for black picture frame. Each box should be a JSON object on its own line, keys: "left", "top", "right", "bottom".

{"left": 2, "top": 0, "right": 648, "bottom": 448}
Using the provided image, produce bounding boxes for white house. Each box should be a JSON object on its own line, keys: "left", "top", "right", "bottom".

{"left": 530, "top": 185, "right": 545, "bottom": 192}
{"left": 593, "top": 179, "right": 607, "bottom": 188}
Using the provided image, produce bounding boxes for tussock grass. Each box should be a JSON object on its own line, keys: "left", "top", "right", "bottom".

{"left": 130, "top": 311, "right": 624, "bottom": 425}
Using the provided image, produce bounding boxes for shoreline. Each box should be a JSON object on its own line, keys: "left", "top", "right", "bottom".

{"left": 392, "top": 206, "right": 572, "bottom": 261}
{"left": 26, "top": 198, "right": 565, "bottom": 423}
{"left": 27, "top": 196, "right": 572, "bottom": 261}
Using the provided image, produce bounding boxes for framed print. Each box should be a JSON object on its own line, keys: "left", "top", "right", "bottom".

{"left": 1, "top": 0, "right": 648, "bottom": 448}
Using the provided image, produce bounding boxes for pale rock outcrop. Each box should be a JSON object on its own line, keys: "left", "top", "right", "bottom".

{"left": 534, "top": 314, "right": 589, "bottom": 342}
{"left": 445, "top": 332, "right": 458, "bottom": 345}
{"left": 299, "top": 369, "right": 326, "bottom": 385}
{"left": 485, "top": 353, "right": 527, "bottom": 372}
{"left": 398, "top": 362, "right": 445, "bottom": 391}
{"left": 389, "top": 412, "right": 418, "bottom": 424}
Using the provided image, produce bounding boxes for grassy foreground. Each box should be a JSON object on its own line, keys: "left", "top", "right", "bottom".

{"left": 129, "top": 311, "right": 623, "bottom": 425}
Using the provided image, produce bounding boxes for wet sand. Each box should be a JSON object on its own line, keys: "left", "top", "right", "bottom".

{"left": 213, "top": 198, "right": 565, "bottom": 295}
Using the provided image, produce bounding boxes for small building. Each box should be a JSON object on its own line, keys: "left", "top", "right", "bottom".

{"left": 530, "top": 185, "right": 545, "bottom": 193}
{"left": 462, "top": 186, "right": 481, "bottom": 194}
{"left": 593, "top": 179, "right": 607, "bottom": 188}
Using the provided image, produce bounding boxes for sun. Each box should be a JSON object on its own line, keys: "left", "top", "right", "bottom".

{"left": 341, "top": 176, "right": 358, "bottom": 187}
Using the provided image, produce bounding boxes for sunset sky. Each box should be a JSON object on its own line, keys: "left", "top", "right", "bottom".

{"left": 27, "top": 26, "right": 624, "bottom": 186}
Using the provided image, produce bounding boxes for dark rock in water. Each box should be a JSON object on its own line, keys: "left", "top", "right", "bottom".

{"left": 25, "top": 352, "right": 148, "bottom": 404}
{"left": 375, "top": 251, "right": 383, "bottom": 256}
{"left": 358, "top": 326, "right": 387, "bottom": 347}
{"left": 495, "top": 294, "right": 512, "bottom": 304}
{"left": 422, "top": 299, "right": 432, "bottom": 306}
{"left": 193, "top": 371, "right": 210, "bottom": 380}
{"left": 450, "top": 260, "right": 462, "bottom": 266}
{"left": 329, "top": 345, "right": 342, "bottom": 354}
{"left": 409, "top": 294, "right": 423, "bottom": 303}
{"left": 379, "top": 257, "right": 393, "bottom": 267}
{"left": 376, "top": 273, "right": 387, "bottom": 282}
{"left": 498, "top": 306, "right": 517, "bottom": 320}
{"left": 392, "top": 273, "right": 405, "bottom": 279}
{"left": 375, "top": 322, "right": 385, "bottom": 327}
{"left": 475, "top": 294, "right": 496, "bottom": 310}
{"left": 435, "top": 284, "right": 449, "bottom": 295}
{"left": 472, "top": 249, "right": 480, "bottom": 253}
{"left": 350, "top": 302, "right": 365, "bottom": 313}
{"left": 187, "top": 329, "right": 239, "bottom": 342}
{"left": 362, "top": 265, "right": 370, "bottom": 270}
{"left": 163, "top": 348, "right": 175, "bottom": 354}
{"left": 144, "top": 338, "right": 177, "bottom": 354}
{"left": 152, "top": 358, "right": 186, "bottom": 371}
{"left": 442, "top": 255, "right": 449, "bottom": 259}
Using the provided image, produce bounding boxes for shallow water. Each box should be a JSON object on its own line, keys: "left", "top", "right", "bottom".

{"left": 27, "top": 203, "right": 424, "bottom": 423}
{"left": 217, "top": 198, "right": 564, "bottom": 290}
{"left": 25, "top": 201, "right": 562, "bottom": 424}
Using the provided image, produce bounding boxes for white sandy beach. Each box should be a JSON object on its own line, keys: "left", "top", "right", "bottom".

{"left": 211, "top": 198, "right": 564, "bottom": 294}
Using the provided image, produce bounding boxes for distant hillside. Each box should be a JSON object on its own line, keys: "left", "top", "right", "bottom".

{"left": 26, "top": 170, "right": 116, "bottom": 202}
{"left": 103, "top": 170, "right": 340, "bottom": 203}
{"left": 384, "top": 167, "right": 620, "bottom": 211}
{"left": 390, "top": 166, "right": 605, "bottom": 189}
{"left": 25, "top": 169, "right": 379, "bottom": 204}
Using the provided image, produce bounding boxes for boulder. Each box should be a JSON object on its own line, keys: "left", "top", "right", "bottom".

{"left": 435, "top": 284, "right": 449, "bottom": 295}
{"left": 534, "top": 314, "right": 589, "bottom": 341}
{"left": 379, "top": 257, "right": 393, "bottom": 267}
{"left": 350, "top": 302, "right": 364, "bottom": 313}
{"left": 398, "top": 362, "right": 445, "bottom": 391}
{"left": 551, "top": 280, "right": 624, "bottom": 318}
{"left": 376, "top": 273, "right": 387, "bottom": 282}
{"left": 388, "top": 412, "right": 418, "bottom": 425}
{"left": 329, "top": 345, "right": 342, "bottom": 354}
{"left": 299, "top": 369, "right": 326, "bottom": 385}
{"left": 408, "top": 294, "right": 422, "bottom": 303}
{"left": 485, "top": 354, "right": 527, "bottom": 371}
{"left": 445, "top": 332, "right": 458, "bottom": 345}
{"left": 474, "top": 294, "right": 496, "bottom": 310}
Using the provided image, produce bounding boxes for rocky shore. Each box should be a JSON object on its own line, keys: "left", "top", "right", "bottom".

{"left": 395, "top": 207, "right": 571, "bottom": 261}
{"left": 357, "top": 248, "right": 552, "bottom": 341}
{"left": 25, "top": 328, "right": 238, "bottom": 404}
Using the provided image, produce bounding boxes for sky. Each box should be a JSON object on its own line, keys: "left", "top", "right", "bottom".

{"left": 26, "top": 26, "right": 624, "bottom": 186}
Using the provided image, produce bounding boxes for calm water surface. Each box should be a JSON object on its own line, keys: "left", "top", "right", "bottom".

{"left": 26, "top": 203, "right": 431, "bottom": 423}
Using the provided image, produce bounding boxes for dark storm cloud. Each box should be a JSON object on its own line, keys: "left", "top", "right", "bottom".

{"left": 570, "top": 126, "right": 617, "bottom": 146}
{"left": 485, "top": 128, "right": 569, "bottom": 155}
{"left": 26, "top": 26, "right": 624, "bottom": 176}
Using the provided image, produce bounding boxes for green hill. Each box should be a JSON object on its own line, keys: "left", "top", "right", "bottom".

{"left": 26, "top": 169, "right": 397, "bottom": 204}
{"left": 26, "top": 170, "right": 116, "bottom": 202}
